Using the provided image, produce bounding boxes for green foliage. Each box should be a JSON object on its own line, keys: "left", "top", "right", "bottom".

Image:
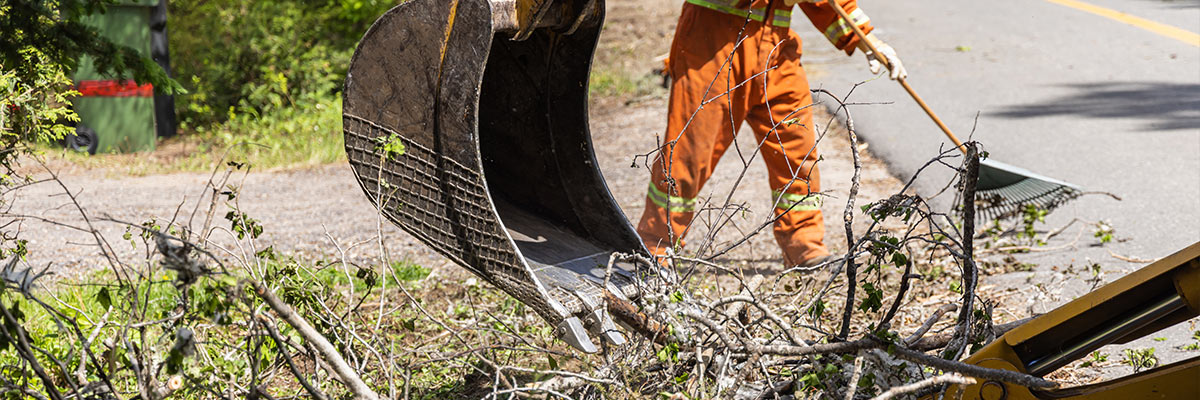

{"left": 0, "top": 58, "right": 78, "bottom": 166}
{"left": 0, "top": 1, "right": 180, "bottom": 92}
{"left": 1, "top": 0, "right": 182, "bottom": 171}
{"left": 1121, "top": 347, "right": 1158, "bottom": 372}
{"left": 169, "top": 0, "right": 394, "bottom": 128}
{"left": 858, "top": 282, "right": 883, "bottom": 313}
{"left": 26, "top": 0, "right": 402, "bottom": 171}
{"left": 656, "top": 341, "right": 680, "bottom": 363}
{"left": 199, "top": 94, "right": 347, "bottom": 168}
{"left": 589, "top": 68, "right": 660, "bottom": 99}
{"left": 1093, "top": 220, "right": 1114, "bottom": 243}
{"left": 373, "top": 132, "right": 407, "bottom": 161}
{"left": 807, "top": 299, "right": 826, "bottom": 320}
{"left": 224, "top": 209, "right": 263, "bottom": 240}
{"left": 948, "top": 280, "right": 962, "bottom": 294}
{"left": 1018, "top": 204, "right": 1048, "bottom": 243}
{"left": 392, "top": 260, "right": 431, "bottom": 282}
{"left": 1079, "top": 351, "right": 1107, "bottom": 367}
{"left": 797, "top": 358, "right": 841, "bottom": 392}
{"left": 1, "top": 238, "right": 29, "bottom": 261}
{"left": 1181, "top": 331, "right": 1200, "bottom": 351}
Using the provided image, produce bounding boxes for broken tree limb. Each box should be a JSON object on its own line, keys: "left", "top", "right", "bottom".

{"left": 908, "top": 317, "right": 1034, "bottom": 352}
{"left": 251, "top": 280, "right": 380, "bottom": 400}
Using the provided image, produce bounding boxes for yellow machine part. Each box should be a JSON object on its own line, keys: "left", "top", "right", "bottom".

{"left": 945, "top": 242, "right": 1200, "bottom": 399}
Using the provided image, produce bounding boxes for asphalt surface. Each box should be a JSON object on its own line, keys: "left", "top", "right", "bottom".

{"left": 792, "top": 0, "right": 1199, "bottom": 377}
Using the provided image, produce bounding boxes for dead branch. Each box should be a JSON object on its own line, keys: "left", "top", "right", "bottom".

{"left": 908, "top": 317, "right": 1033, "bottom": 351}
{"left": 258, "top": 314, "right": 330, "bottom": 400}
{"left": 871, "top": 373, "right": 974, "bottom": 400}
{"left": 251, "top": 280, "right": 380, "bottom": 400}
{"left": 881, "top": 339, "right": 1055, "bottom": 388}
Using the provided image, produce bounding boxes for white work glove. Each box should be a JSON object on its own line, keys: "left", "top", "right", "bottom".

{"left": 863, "top": 33, "right": 907, "bottom": 80}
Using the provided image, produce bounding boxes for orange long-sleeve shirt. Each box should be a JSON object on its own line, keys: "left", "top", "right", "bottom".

{"left": 797, "top": 0, "right": 874, "bottom": 55}
{"left": 721, "top": 0, "right": 875, "bottom": 55}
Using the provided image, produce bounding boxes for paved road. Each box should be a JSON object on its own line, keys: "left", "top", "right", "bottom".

{"left": 793, "top": 0, "right": 1199, "bottom": 375}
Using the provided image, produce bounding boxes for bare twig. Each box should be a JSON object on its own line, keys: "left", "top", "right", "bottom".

{"left": 871, "top": 373, "right": 975, "bottom": 400}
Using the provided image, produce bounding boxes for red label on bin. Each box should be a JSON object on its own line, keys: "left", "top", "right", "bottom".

{"left": 75, "top": 80, "right": 154, "bottom": 97}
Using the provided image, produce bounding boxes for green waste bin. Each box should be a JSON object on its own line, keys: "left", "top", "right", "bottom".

{"left": 71, "top": 0, "right": 175, "bottom": 154}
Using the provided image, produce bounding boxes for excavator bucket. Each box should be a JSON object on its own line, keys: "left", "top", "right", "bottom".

{"left": 342, "top": 0, "right": 648, "bottom": 352}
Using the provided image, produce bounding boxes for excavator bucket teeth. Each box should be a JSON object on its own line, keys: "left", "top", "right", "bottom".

{"left": 342, "top": 0, "right": 647, "bottom": 352}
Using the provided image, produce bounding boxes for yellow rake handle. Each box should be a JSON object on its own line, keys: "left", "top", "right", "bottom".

{"left": 827, "top": 1, "right": 968, "bottom": 155}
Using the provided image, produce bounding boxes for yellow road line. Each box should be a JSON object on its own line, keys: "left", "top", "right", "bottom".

{"left": 1044, "top": 0, "right": 1200, "bottom": 47}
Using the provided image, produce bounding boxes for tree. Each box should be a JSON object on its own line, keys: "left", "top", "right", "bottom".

{"left": 0, "top": 0, "right": 180, "bottom": 173}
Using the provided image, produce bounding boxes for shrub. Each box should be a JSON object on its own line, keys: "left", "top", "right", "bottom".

{"left": 168, "top": 0, "right": 396, "bottom": 129}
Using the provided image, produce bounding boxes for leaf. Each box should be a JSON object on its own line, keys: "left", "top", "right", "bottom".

{"left": 547, "top": 354, "right": 559, "bottom": 370}
{"left": 255, "top": 246, "right": 277, "bottom": 260}
{"left": 799, "top": 372, "right": 821, "bottom": 390}
{"left": 807, "top": 299, "right": 826, "bottom": 319}
{"left": 656, "top": 342, "right": 680, "bottom": 363}
{"left": 858, "top": 283, "right": 884, "bottom": 312}
{"left": 97, "top": 287, "right": 112, "bottom": 309}
{"left": 857, "top": 372, "right": 876, "bottom": 388}
{"left": 673, "top": 371, "right": 689, "bottom": 385}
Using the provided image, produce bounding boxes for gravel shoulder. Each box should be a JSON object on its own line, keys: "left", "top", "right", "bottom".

{"left": 10, "top": 98, "right": 900, "bottom": 281}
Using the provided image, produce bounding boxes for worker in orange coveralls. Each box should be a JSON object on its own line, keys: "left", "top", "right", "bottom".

{"left": 637, "top": 0, "right": 907, "bottom": 268}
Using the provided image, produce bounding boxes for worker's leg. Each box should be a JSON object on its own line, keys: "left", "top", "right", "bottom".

{"left": 637, "top": 5, "right": 751, "bottom": 258}
{"left": 744, "top": 30, "right": 829, "bottom": 266}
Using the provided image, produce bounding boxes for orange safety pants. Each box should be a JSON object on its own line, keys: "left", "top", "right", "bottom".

{"left": 637, "top": 3, "right": 828, "bottom": 266}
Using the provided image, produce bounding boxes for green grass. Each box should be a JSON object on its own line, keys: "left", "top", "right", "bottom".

{"left": 0, "top": 251, "right": 531, "bottom": 398}
{"left": 589, "top": 68, "right": 662, "bottom": 99}
{"left": 38, "top": 59, "right": 652, "bottom": 176}
{"left": 39, "top": 94, "right": 345, "bottom": 175}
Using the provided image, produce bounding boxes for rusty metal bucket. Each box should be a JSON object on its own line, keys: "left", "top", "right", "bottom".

{"left": 341, "top": 0, "right": 647, "bottom": 352}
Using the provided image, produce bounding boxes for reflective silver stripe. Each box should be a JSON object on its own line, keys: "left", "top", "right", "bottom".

{"left": 749, "top": 7, "right": 767, "bottom": 21}
{"left": 773, "top": 190, "right": 822, "bottom": 211}
{"left": 648, "top": 183, "right": 697, "bottom": 212}
{"left": 685, "top": 0, "right": 791, "bottom": 28}
{"left": 771, "top": 14, "right": 791, "bottom": 27}
{"left": 823, "top": 8, "right": 869, "bottom": 45}
{"left": 772, "top": 8, "right": 793, "bottom": 27}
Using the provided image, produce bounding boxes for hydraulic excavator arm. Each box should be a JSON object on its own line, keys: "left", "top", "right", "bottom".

{"left": 490, "top": 0, "right": 602, "bottom": 39}
{"left": 944, "top": 241, "right": 1200, "bottom": 399}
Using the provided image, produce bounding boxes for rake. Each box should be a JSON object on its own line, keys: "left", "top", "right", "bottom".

{"left": 829, "top": 3, "right": 1082, "bottom": 221}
